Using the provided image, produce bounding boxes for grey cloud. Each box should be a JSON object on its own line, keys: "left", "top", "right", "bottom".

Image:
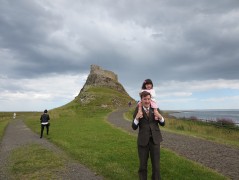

{"left": 0, "top": 1, "right": 60, "bottom": 47}
{"left": 0, "top": 0, "right": 65, "bottom": 77}
{"left": 1, "top": 0, "right": 239, "bottom": 111}
{"left": 0, "top": 0, "right": 239, "bottom": 85}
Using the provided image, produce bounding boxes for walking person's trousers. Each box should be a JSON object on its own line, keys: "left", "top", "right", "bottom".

{"left": 40, "top": 124, "right": 49, "bottom": 138}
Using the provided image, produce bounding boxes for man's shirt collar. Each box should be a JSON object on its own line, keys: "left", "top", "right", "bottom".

{"left": 143, "top": 106, "right": 150, "bottom": 111}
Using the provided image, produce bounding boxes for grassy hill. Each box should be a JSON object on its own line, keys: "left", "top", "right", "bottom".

{"left": 18, "top": 86, "right": 227, "bottom": 179}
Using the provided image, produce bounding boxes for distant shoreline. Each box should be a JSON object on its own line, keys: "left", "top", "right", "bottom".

{"left": 168, "top": 109, "right": 239, "bottom": 124}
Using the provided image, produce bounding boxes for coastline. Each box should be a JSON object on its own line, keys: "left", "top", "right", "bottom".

{"left": 167, "top": 109, "right": 239, "bottom": 124}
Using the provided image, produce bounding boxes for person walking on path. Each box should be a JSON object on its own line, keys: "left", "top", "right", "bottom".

{"left": 40, "top": 109, "right": 50, "bottom": 138}
{"left": 132, "top": 91, "right": 165, "bottom": 180}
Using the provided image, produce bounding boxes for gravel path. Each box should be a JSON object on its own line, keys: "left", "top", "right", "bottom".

{"left": 0, "top": 119, "right": 103, "bottom": 180}
{"left": 107, "top": 108, "right": 239, "bottom": 180}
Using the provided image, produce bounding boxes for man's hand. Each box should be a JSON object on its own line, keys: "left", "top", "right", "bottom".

{"left": 155, "top": 111, "right": 163, "bottom": 120}
{"left": 136, "top": 111, "right": 143, "bottom": 120}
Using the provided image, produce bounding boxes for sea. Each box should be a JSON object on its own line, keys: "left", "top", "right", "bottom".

{"left": 169, "top": 109, "right": 239, "bottom": 124}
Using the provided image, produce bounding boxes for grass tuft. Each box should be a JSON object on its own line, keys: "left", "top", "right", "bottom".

{"left": 8, "top": 144, "right": 64, "bottom": 179}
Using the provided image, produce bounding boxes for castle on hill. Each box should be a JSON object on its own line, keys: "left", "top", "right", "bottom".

{"left": 80, "top": 64, "right": 127, "bottom": 94}
{"left": 76, "top": 64, "right": 134, "bottom": 107}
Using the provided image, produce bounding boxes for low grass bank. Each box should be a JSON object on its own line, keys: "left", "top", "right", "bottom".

{"left": 125, "top": 108, "right": 239, "bottom": 148}
{"left": 8, "top": 144, "right": 64, "bottom": 179}
{"left": 0, "top": 112, "right": 12, "bottom": 140}
{"left": 23, "top": 102, "right": 227, "bottom": 179}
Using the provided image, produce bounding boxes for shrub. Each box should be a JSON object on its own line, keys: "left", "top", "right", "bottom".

{"left": 176, "top": 125, "right": 185, "bottom": 131}
{"left": 216, "top": 118, "right": 235, "bottom": 127}
{"left": 189, "top": 116, "right": 199, "bottom": 121}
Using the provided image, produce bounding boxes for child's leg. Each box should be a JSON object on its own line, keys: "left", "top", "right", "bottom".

{"left": 153, "top": 108, "right": 163, "bottom": 120}
{"left": 154, "top": 108, "right": 159, "bottom": 120}
{"left": 138, "top": 101, "right": 143, "bottom": 118}
{"left": 138, "top": 101, "right": 142, "bottom": 111}
{"left": 151, "top": 101, "right": 160, "bottom": 120}
{"left": 150, "top": 100, "right": 158, "bottom": 109}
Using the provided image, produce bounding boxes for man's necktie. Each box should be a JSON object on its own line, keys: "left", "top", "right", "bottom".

{"left": 145, "top": 108, "right": 149, "bottom": 117}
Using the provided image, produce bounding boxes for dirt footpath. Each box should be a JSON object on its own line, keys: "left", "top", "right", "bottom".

{"left": 107, "top": 108, "right": 239, "bottom": 180}
{"left": 0, "top": 119, "right": 103, "bottom": 180}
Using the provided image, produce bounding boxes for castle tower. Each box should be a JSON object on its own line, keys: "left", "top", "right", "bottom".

{"left": 79, "top": 64, "right": 128, "bottom": 95}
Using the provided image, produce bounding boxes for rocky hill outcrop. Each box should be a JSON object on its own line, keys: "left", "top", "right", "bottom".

{"left": 80, "top": 65, "right": 128, "bottom": 94}
{"left": 76, "top": 65, "right": 134, "bottom": 107}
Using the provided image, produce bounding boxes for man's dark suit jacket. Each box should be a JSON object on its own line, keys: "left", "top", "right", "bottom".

{"left": 132, "top": 106, "right": 165, "bottom": 146}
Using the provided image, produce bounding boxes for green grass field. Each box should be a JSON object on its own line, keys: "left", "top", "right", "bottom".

{"left": 19, "top": 87, "right": 228, "bottom": 180}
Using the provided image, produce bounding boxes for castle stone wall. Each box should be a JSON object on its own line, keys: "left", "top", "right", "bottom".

{"left": 90, "top": 65, "right": 118, "bottom": 81}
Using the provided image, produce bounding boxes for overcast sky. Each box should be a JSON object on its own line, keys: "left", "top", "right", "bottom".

{"left": 1, "top": 0, "right": 239, "bottom": 111}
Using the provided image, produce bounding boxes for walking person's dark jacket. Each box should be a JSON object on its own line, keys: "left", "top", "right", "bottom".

{"left": 40, "top": 113, "right": 50, "bottom": 124}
